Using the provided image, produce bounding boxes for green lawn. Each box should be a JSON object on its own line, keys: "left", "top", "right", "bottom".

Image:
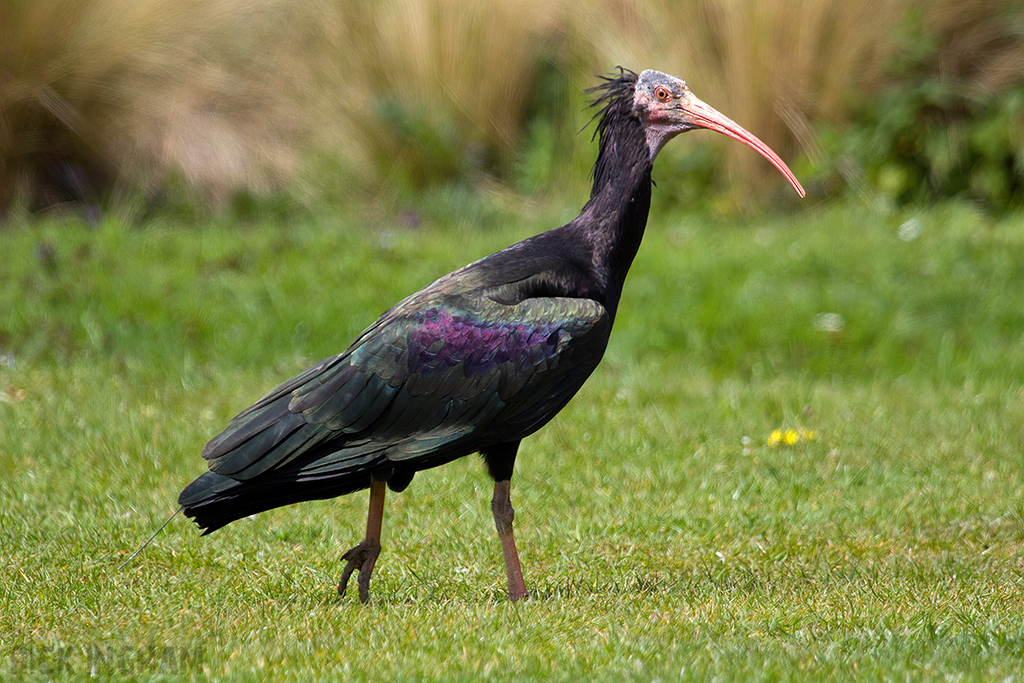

{"left": 2, "top": 197, "right": 1023, "bottom": 681}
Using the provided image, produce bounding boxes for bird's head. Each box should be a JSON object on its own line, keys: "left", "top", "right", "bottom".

{"left": 633, "top": 69, "right": 805, "bottom": 197}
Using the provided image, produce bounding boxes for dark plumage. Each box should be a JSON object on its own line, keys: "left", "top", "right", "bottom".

{"left": 179, "top": 68, "right": 804, "bottom": 602}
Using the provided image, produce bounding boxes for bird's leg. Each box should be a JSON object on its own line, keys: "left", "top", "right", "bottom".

{"left": 338, "top": 474, "right": 386, "bottom": 603}
{"left": 492, "top": 479, "right": 528, "bottom": 601}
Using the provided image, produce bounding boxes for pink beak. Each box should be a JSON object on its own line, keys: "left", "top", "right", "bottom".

{"left": 684, "top": 96, "right": 806, "bottom": 198}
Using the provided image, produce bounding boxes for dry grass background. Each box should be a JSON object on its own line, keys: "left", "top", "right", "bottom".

{"left": 2, "top": 0, "right": 1022, "bottom": 212}
{"left": 1, "top": 0, "right": 314, "bottom": 208}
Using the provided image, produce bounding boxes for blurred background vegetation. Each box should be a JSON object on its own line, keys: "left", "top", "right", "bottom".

{"left": 2, "top": 0, "right": 1023, "bottom": 220}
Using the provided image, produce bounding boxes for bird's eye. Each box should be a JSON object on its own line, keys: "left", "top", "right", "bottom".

{"left": 654, "top": 86, "right": 671, "bottom": 101}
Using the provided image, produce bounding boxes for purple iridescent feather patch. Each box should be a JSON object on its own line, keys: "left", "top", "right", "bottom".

{"left": 407, "top": 307, "right": 561, "bottom": 376}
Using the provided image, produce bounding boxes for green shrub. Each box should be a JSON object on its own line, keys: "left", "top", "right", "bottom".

{"left": 815, "top": 2, "right": 1024, "bottom": 210}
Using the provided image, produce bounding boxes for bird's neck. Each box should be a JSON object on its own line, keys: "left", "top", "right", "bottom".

{"left": 575, "top": 120, "right": 654, "bottom": 316}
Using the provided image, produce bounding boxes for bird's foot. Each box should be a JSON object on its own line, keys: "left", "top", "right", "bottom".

{"left": 337, "top": 539, "right": 381, "bottom": 604}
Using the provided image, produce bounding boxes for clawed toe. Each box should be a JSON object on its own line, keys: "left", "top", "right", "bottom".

{"left": 337, "top": 539, "right": 381, "bottom": 603}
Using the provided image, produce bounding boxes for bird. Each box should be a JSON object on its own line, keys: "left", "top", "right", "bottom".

{"left": 178, "top": 68, "right": 805, "bottom": 603}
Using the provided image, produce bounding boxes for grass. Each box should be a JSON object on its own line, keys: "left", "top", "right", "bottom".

{"left": 2, "top": 196, "right": 1024, "bottom": 681}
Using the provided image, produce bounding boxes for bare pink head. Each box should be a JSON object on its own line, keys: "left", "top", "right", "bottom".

{"left": 633, "top": 69, "right": 805, "bottom": 197}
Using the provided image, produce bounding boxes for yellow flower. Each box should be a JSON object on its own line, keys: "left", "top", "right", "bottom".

{"left": 767, "top": 427, "right": 816, "bottom": 447}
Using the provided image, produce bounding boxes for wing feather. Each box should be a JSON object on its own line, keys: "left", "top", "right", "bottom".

{"left": 196, "top": 294, "right": 611, "bottom": 488}
{"left": 288, "top": 363, "right": 361, "bottom": 416}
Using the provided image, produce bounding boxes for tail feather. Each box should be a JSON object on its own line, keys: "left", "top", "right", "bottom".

{"left": 178, "top": 468, "right": 374, "bottom": 534}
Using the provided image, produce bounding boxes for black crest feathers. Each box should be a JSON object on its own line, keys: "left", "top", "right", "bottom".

{"left": 585, "top": 67, "right": 639, "bottom": 144}
{"left": 584, "top": 68, "right": 647, "bottom": 198}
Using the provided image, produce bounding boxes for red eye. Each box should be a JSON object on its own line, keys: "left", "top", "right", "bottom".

{"left": 654, "top": 87, "right": 671, "bottom": 101}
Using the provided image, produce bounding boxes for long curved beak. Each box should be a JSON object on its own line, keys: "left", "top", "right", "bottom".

{"left": 684, "top": 95, "right": 806, "bottom": 198}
